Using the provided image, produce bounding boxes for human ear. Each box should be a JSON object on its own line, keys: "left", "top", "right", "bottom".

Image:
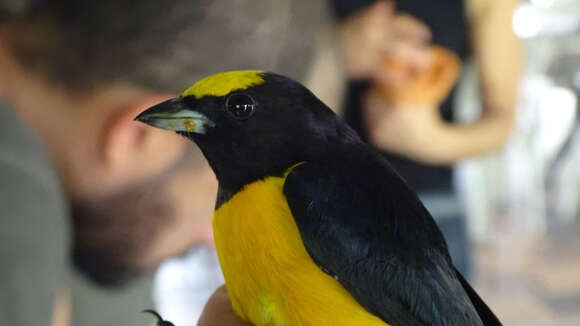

{"left": 100, "top": 94, "right": 175, "bottom": 170}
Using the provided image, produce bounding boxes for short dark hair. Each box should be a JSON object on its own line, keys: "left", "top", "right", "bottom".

{"left": 1, "top": 0, "right": 326, "bottom": 93}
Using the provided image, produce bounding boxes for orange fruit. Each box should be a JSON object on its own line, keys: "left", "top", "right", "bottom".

{"left": 373, "top": 45, "right": 461, "bottom": 107}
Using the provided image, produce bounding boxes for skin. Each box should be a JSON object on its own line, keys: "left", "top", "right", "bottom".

{"left": 356, "top": 0, "right": 521, "bottom": 164}
{"left": 339, "top": 0, "right": 432, "bottom": 81}
{"left": 0, "top": 34, "right": 227, "bottom": 325}
{"left": 50, "top": 290, "right": 71, "bottom": 326}
{"left": 197, "top": 286, "right": 251, "bottom": 326}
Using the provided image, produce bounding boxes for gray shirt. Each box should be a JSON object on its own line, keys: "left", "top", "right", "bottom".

{"left": 0, "top": 100, "right": 70, "bottom": 325}
{"left": 0, "top": 100, "right": 159, "bottom": 326}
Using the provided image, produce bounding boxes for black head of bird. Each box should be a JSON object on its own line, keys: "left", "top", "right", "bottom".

{"left": 136, "top": 70, "right": 360, "bottom": 192}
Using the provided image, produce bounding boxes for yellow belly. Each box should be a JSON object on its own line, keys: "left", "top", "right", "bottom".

{"left": 213, "top": 174, "right": 388, "bottom": 326}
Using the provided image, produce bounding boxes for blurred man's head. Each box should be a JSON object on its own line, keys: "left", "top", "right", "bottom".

{"left": 0, "top": 0, "right": 325, "bottom": 285}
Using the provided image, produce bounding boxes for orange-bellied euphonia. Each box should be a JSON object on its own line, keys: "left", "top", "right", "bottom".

{"left": 136, "top": 70, "right": 501, "bottom": 326}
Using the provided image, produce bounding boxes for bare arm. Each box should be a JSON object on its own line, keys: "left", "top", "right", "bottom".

{"left": 50, "top": 290, "right": 71, "bottom": 326}
{"left": 437, "top": 0, "right": 522, "bottom": 161}
{"left": 364, "top": 0, "right": 522, "bottom": 164}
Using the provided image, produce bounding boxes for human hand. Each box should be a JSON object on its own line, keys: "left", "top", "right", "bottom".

{"left": 363, "top": 89, "right": 450, "bottom": 164}
{"left": 375, "top": 13, "right": 433, "bottom": 84}
{"left": 339, "top": 0, "right": 431, "bottom": 80}
{"left": 373, "top": 46, "right": 461, "bottom": 106}
{"left": 197, "top": 286, "right": 252, "bottom": 326}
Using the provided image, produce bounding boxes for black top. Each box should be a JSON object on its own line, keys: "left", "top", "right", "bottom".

{"left": 334, "top": 0, "right": 470, "bottom": 192}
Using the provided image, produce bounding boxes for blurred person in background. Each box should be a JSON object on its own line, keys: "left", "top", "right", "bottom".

{"left": 331, "top": 0, "right": 522, "bottom": 278}
{"left": 0, "top": 0, "right": 325, "bottom": 325}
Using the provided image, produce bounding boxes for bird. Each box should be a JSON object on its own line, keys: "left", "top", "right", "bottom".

{"left": 141, "top": 309, "right": 175, "bottom": 326}
{"left": 136, "top": 70, "right": 502, "bottom": 326}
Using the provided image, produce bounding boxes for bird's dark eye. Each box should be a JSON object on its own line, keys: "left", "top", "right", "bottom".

{"left": 225, "top": 93, "right": 256, "bottom": 120}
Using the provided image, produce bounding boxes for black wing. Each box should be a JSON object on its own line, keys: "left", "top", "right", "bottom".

{"left": 284, "top": 162, "right": 500, "bottom": 326}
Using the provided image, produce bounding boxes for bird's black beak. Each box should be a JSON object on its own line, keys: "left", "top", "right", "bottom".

{"left": 135, "top": 97, "right": 215, "bottom": 134}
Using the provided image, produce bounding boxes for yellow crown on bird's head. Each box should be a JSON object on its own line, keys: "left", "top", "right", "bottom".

{"left": 181, "top": 70, "right": 266, "bottom": 99}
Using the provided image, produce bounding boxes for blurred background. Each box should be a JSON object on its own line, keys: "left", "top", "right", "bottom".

{"left": 1, "top": 0, "right": 580, "bottom": 325}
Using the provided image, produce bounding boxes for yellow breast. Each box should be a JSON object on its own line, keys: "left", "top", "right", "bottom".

{"left": 212, "top": 174, "right": 388, "bottom": 326}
